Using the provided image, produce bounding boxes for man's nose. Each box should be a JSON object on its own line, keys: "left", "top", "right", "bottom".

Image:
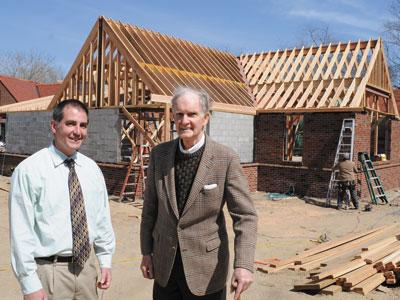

{"left": 181, "top": 114, "right": 189, "bottom": 124}
{"left": 73, "top": 125, "right": 81, "bottom": 135}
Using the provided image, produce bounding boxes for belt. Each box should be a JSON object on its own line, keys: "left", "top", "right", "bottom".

{"left": 35, "top": 255, "right": 73, "bottom": 263}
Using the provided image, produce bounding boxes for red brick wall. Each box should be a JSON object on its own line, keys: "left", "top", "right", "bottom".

{"left": 1, "top": 153, "right": 130, "bottom": 197}
{"left": 242, "top": 163, "right": 257, "bottom": 192}
{"left": 0, "top": 83, "right": 17, "bottom": 106}
{"left": 254, "top": 112, "right": 400, "bottom": 199}
{"left": 353, "top": 113, "right": 400, "bottom": 199}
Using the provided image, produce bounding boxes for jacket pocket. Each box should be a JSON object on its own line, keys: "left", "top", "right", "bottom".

{"left": 206, "top": 237, "right": 221, "bottom": 252}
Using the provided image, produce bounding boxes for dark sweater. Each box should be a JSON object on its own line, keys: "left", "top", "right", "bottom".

{"left": 174, "top": 142, "right": 205, "bottom": 216}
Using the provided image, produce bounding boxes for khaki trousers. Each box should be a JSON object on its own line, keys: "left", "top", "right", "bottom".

{"left": 36, "top": 250, "right": 98, "bottom": 300}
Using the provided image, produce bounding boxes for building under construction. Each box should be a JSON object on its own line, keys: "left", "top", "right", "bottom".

{"left": 2, "top": 16, "right": 400, "bottom": 201}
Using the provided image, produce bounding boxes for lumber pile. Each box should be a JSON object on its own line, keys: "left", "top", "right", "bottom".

{"left": 256, "top": 225, "right": 400, "bottom": 296}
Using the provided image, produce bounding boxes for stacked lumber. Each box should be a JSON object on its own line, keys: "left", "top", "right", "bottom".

{"left": 256, "top": 225, "right": 400, "bottom": 296}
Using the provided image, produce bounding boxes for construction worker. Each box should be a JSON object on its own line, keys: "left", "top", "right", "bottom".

{"left": 333, "top": 153, "right": 359, "bottom": 210}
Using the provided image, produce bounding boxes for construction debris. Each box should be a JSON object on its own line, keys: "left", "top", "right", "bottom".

{"left": 256, "top": 225, "right": 400, "bottom": 296}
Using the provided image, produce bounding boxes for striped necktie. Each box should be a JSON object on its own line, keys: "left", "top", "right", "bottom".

{"left": 65, "top": 158, "right": 90, "bottom": 267}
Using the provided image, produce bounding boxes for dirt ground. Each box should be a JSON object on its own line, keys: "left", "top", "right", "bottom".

{"left": 2, "top": 175, "right": 400, "bottom": 300}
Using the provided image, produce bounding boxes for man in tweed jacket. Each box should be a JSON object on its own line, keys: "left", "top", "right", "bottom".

{"left": 140, "top": 87, "right": 258, "bottom": 300}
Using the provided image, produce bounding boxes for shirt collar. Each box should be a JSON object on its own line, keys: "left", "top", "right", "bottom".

{"left": 179, "top": 134, "right": 205, "bottom": 154}
{"left": 48, "top": 143, "right": 81, "bottom": 168}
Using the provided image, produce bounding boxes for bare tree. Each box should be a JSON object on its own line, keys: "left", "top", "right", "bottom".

{"left": 384, "top": 0, "right": 400, "bottom": 86}
{"left": 297, "top": 25, "right": 337, "bottom": 48}
{"left": 0, "top": 50, "right": 64, "bottom": 83}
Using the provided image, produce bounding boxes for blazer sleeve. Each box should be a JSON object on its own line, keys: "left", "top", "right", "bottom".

{"left": 224, "top": 152, "right": 258, "bottom": 272}
{"left": 140, "top": 149, "right": 158, "bottom": 255}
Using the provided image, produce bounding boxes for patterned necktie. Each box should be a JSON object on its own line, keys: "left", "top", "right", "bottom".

{"left": 65, "top": 158, "right": 90, "bottom": 267}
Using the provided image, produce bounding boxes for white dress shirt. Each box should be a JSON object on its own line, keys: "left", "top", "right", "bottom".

{"left": 9, "top": 144, "right": 115, "bottom": 294}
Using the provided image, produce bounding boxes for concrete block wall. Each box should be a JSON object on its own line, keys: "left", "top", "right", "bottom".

{"left": 6, "top": 111, "right": 53, "bottom": 155}
{"left": 209, "top": 111, "right": 254, "bottom": 163}
{"left": 5, "top": 108, "right": 121, "bottom": 163}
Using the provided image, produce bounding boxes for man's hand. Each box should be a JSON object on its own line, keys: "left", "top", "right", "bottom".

{"left": 97, "top": 268, "right": 112, "bottom": 289}
{"left": 230, "top": 267, "right": 253, "bottom": 300}
{"left": 140, "top": 255, "right": 154, "bottom": 279}
{"left": 23, "top": 289, "right": 47, "bottom": 300}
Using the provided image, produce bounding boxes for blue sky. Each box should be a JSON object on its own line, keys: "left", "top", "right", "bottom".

{"left": 0, "top": 0, "right": 393, "bottom": 74}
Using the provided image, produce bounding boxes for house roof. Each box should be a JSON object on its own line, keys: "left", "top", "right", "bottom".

{"left": 239, "top": 39, "right": 398, "bottom": 116}
{"left": 0, "top": 95, "right": 53, "bottom": 113}
{"left": 51, "top": 16, "right": 398, "bottom": 117}
{"left": 51, "top": 17, "right": 255, "bottom": 114}
{"left": 0, "top": 75, "right": 61, "bottom": 102}
{"left": 0, "top": 75, "right": 38, "bottom": 102}
{"left": 36, "top": 83, "right": 61, "bottom": 97}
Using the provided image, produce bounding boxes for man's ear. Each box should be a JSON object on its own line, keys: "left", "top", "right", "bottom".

{"left": 50, "top": 120, "right": 57, "bottom": 134}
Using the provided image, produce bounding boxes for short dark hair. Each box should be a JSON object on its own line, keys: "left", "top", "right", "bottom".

{"left": 52, "top": 99, "right": 89, "bottom": 122}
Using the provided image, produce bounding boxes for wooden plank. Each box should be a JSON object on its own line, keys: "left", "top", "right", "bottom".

{"left": 270, "top": 225, "right": 390, "bottom": 268}
{"left": 284, "top": 47, "right": 304, "bottom": 82}
{"left": 341, "top": 264, "right": 377, "bottom": 288}
{"left": 250, "top": 52, "right": 271, "bottom": 85}
{"left": 121, "top": 106, "right": 156, "bottom": 147}
{"left": 361, "top": 235, "right": 398, "bottom": 252}
{"left": 313, "top": 43, "right": 332, "bottom": 80}
{"left": 320, "top": 284, "right": 342, "bottom": 295}
{"left": 293, "top": 278, "right": 336, "bottom": 291}
{"left": 316, "top": 79, "right": 335, "bottom": 108}
{"left": 311, "top": 259, "right": 366, "bottom": 281}
{"left": 365, "top": 242, "right": 400, "bottom": 264}
{"left": 353, "top": 272, "right": 385, "bottom": 295}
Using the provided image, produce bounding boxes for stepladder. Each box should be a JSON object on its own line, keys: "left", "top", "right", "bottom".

{"left": 119, "top": 144, "right": 150, "bottom": 202}
{"left": 358, "top": 152, "right": 388, "bottom": 204}
{"left": 326, "top": 118, "right": 355, "bottom": 207}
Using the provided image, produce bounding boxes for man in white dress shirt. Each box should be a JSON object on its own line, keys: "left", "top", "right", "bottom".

{"left": 9, "top": 99, "right": 115, "bottom": 300}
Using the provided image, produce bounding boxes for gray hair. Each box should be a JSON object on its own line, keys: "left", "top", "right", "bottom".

{"left": 171, "top": 87, "right": 211, "bottom": 115}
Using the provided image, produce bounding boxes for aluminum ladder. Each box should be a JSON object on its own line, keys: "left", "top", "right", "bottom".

{"left": 326, "top": 118, "right": 355, "bottom": 207}
{"left": 358, "top": 152, "right": 388, "bottom": 204}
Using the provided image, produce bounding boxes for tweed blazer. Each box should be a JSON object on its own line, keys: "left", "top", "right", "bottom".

{"left": 140, "top": 135, "right": 257, "bottom": 296}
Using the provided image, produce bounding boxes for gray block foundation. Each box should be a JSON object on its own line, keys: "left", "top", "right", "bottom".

{"left": 209, "top": 111, "right": 254, "bottom": 163}
{"left": 6, "top": 108, "right": 121, "bottom": 163}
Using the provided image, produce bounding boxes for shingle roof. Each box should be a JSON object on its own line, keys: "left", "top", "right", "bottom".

{"left": 0, "top": 75, "right": 61, "bottom": 102}
{"left": 0, "top": 75, "right": 38, "bottom": 102}
{"left": 36, "top": 83, "right": 61, "bottom": 97}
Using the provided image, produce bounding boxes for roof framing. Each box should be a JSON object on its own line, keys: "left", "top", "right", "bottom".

{"left": 240, "top": 39, "right": 399, "bottom": 116}
{"left": 50, "top": 16, "right": 255, "bottom": 114}
{"left": 50, "top": 17, "right": 398, "bottom": 118}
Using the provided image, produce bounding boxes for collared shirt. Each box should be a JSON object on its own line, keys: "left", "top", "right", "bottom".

{"left": 178, "top": 133, "right": 205, "bottom": 154}
{"left": 9, "top": 144, "right": 115, "bottom": 295}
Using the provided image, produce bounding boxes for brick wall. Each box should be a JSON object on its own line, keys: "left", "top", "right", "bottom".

{"left": 242, "top": 163, "right": 257, "bottom": 192}
{"left": 254, "top": 112, "right": 400, "bottom": 198}
{"left": 0, "top": 152, "right": 129, "bottom": 197}
{"left": 0, "top": 83, "right": 16, "bottom": 106}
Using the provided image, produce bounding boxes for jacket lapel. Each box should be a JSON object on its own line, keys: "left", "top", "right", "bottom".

{"left": 181, "top": 136, "right": 214, "bottom": 217}
{"left": 162, "top": 139, "right": 179, "bottom": 219}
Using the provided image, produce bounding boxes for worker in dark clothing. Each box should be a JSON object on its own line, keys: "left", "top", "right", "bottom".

{"left": 333, "top": 153, "right": 359, "bottom": 210}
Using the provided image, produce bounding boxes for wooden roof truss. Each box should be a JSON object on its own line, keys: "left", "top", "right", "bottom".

{"left": 50, "top": 16, "right": 254, "bottom": 114}
{"left": 240, "top": 39, "right": 399, "bottom": 116}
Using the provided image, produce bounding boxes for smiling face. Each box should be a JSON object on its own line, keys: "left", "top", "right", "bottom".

{"left": 173, "top": 92, "right": 209, "bottom": 149}
{"left": 50, "top": 105, "right": 88, "bottom": 157}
